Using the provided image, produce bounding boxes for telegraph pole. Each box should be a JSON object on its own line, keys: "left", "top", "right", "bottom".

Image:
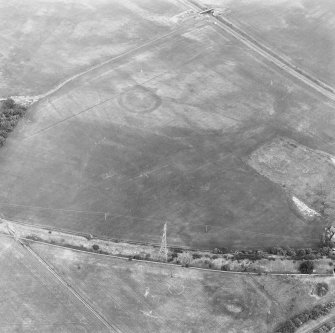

{"left": 158, "top": 223, "right": 168, "bottom": 262}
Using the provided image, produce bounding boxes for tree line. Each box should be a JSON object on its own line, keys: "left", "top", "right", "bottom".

{"left": 0, "top": 98, "right": 27, "bottom": 146}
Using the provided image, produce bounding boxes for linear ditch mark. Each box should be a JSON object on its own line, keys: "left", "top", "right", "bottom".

{"left": 20, "top": 25, "right": 208, "bottom": 142}
{"left": 38, "top": 22, "right": 201, "bottom": 100}
{"left": 21, "top": 242, "right": 122, "bottom": 333}
{"left": 180, "top": 0, "right": 335, "bottom": 104}
{"left": 0, "top": 18, "right": 203, "bottom": 105}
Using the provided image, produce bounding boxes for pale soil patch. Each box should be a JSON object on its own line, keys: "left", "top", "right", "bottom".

{"left": 0, "top": 95, "right": 40, "bottom": 107}
{"left": 292, "top": 196, "right": 321, "bottom": 218}
{"left": 226, "top": 304, "right": 243, "bottom": 313}
{"left": 248, "top": 137, "right": 335, "bottom": 215}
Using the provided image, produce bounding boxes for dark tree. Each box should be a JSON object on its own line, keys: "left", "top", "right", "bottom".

{"left": 316, "top": 282, "right": 329, "bottom": 297}
{"left": 299, "top": 260, "right": 314, "bottom": 274}
{"left": 2, "top": 98, "right": 15, "bottom": 109}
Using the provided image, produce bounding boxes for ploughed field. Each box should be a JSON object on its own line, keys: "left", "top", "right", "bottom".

{"left": 30, "top": 241, "right": 335, "bottom": 333}
{"left": 199, "top": 0, "right": 335, "bottom": 87}
{"left": 0, "top": 0, "right": 335, "bottom": 249}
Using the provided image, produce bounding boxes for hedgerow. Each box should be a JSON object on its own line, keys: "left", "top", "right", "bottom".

{"left": 276, "top": 301, "right": 335, "bottom": 333}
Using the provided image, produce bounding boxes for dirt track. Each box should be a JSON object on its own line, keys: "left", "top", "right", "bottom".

{"left": 0, "top": 18, "right": 202, "bottom": 106}
{"left": 23, "top": 242, "right": 121, "bottom": 333}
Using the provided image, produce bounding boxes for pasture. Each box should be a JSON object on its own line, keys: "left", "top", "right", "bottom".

{"left": 31, "top": 241, "right": 335, "bottom": 333}
{"left": 0, "top": 235, "right": 108, "bottom": 332}
{"left": 0, "top": 11, "right": 334, "bottom": 249}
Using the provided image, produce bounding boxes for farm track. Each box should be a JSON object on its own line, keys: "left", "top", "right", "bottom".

{"left": 21, "top": 26, "right": 210, "bottom": 141}
{"left": 0, "top": 18, "right": 203, "bottom": 105}
{"left": 180, "top": 0, "right": 335, "bottom": 104}
{"left": 18, "top": 240, "right": 122, "bottom": 333}
{"left": 0, "top": 18, "right": 207, "bottom": 110}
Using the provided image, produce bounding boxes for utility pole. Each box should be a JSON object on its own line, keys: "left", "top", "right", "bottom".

{"left": 158, "top": 223, "right": 168, "bottom": 262}
{"left": 7, "top": 223, "right": 17, "bottom": 240}
{"left": 6, "top": 223, "right": 23, "bottom": 245}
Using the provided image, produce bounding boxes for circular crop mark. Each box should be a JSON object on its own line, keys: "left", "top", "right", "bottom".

{"left": 208, "top": 287, "right": 262, "bottom": 319}
{"left": 167, "top": 280, "right": 185, "bottom": 296}
{"left": 118, "top": 85, "right": 161, "bottom": 113}
{"left": 211, "top": 291, "right": 246, "bottom": 317}
{"left": 221, "top": 299, "right": 245, "bottom": 317}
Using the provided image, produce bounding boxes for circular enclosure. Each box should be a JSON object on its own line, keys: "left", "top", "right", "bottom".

{"left": 118, "top": 85, "right": 161, "bottom": 113}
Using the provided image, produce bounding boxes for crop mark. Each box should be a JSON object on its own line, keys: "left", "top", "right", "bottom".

{"left": 0, "top": 201, "right": 107, "bottom": 215}
{"left": 114, "top": 164, "right": 170, "bottom": 188}
{"left": 140, "top": 310, "right": 161, "bottom": 319}
{"left": 22, "top": 244, "right": 122, "bottom": 332}
{"left": 166, "top": 280, "right": 185, "bottom": 296}
{"left": 32, "top": 22, "right": 204, "bottom": 101}
{"left": 21, "top": 24, "right": 207, "bottom": 141}
{"left": 118, "top": 85, "right": 161, "bottom": 113}
{"left": 221, "top": 226, "right": 320, "bottom": 242}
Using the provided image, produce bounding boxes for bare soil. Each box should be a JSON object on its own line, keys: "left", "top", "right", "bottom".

{"left": 249, "top": 137, "right": 335, "bottom": 220}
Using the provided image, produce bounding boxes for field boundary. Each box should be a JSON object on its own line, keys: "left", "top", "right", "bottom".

{"left": 22, "top": 242, "right": 121, "bottom": 333}
{"left": 180, "top": 0, "right": 335, "bottom": 103}
{"left": 8, "top": 235, "right": 333, "bottom": 278}
{"left": 0, "top": 219, "right": 332, "bottom": 277}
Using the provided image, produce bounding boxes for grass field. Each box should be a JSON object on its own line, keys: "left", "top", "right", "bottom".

{"left": 0, "top": 0, "right": 188, "bottom": 96}
{"left": 0, "top": 235, "right": 108, "bottom": 332}
{"left": 199, "top": 0, "right": 335, "bottom": 87}
{"left": 0, "top": 7, "right": 334, "bottom": 249}
{"left": 30, "top": 241, "right": 335, "bottom": 333}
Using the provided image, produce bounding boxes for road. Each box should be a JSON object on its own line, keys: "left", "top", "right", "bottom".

{"left": 180, "top": 0, "right": 335, "bottom": 104}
